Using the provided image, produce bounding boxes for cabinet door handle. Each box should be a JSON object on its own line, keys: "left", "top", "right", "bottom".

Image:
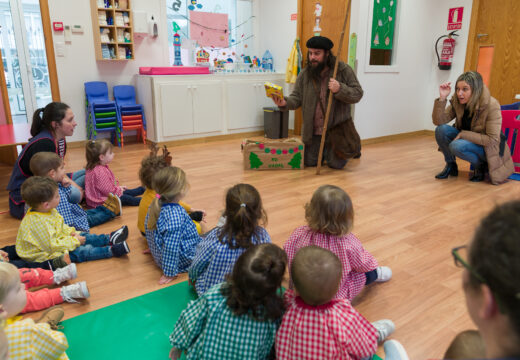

{"left": 192, "top": 86, "right": 197, "bottom": 90}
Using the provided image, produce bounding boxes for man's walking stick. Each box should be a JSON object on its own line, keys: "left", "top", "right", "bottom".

{"left": 316, "top": 0, "right": 352, "bottom": 175}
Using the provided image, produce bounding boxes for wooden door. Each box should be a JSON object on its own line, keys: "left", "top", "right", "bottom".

{"left": 465, "top": 0, "right": 520, "bottom": 104}
{"left": 294, "top": 0, "right": 352, "bottom": 134}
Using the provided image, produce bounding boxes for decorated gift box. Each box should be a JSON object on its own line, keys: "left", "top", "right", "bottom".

{"left": 242, "top": 138, "right": 305, "bottom": 170}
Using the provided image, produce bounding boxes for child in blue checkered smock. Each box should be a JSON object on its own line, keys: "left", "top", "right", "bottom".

{"left": 29, "top": 152, "right": 121, "bottom": 232}
{"left": 189, "top": 183, "right": 271, "bottom": 296}
{"left": 145, "top": 166, "right": 202, "bottom": 285}
{"left": 170, "top": 243, "right": 287, "bottom": 360}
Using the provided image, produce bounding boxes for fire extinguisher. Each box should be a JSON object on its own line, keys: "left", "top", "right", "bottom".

{"left": 435, "top": 30, "right": 459, "bottom": 70}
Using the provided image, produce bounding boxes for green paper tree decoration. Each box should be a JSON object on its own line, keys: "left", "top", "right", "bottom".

{"left": 288, "top": 152, "right": 302, "bottom": 169}
{"left": 249, "top": 152, "right": 263, "bottom": 169}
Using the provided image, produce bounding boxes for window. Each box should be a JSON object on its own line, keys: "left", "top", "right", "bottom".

{"left": 166, "top": 0, "right": 253, "bottom": 66}
{"left": 366, "top": 0, "right": 399, "bottom": 71}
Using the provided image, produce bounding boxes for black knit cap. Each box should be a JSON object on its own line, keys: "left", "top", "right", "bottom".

{"left": 306, "top": 36, "right": 334, "bottom": 50}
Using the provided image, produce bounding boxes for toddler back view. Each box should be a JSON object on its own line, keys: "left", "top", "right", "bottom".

{"left": 189, "top": 183, "right": 271, "bottom": 295}
{"left": 284, "top": 185, "right": 392, "bottom": 301}
{"left": 276, "top": 246, "right": 395, "bottom": 360}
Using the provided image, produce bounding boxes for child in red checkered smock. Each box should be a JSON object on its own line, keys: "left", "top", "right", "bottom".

{"left": 85, "top": 139, "right": 144, "bottom": 208}
{"left": 276, "top": 246, "right": 395, "bottom": 360}
{"left": 284, "top": 185, "right": 392, "bottom": 301}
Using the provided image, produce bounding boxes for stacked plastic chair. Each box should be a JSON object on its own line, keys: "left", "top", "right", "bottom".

{"left": 84, "top": 81, "right": 121, "bottom": 146}
{"left": 113, "top": 85, "right": 147, "bottom": 148}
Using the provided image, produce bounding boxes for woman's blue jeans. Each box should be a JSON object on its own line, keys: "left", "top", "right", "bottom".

{"left": 69, "top": 233, "right": 112, "bottom": 262}
{"left": 435, "top": 124, "right": 486, "bottom": 167}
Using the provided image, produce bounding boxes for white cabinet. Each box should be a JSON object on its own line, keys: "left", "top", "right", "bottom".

{"left": 136, "top": 73, "right": 286, "bottom": 143}
{"left": 226, "top": 78, "right": 285, "bottom": 130}
{"left": 158, "top": 80, "right": 223, "bottom": 137}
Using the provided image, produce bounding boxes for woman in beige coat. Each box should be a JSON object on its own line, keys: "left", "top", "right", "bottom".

{"left": 432, "top": 71, "right": 513, "bottom": 184}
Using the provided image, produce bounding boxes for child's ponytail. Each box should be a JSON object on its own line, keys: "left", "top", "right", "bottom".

{"left": 219, "top": 184, "right": 267, "bottom": 249}
{"left": 147, "top": 166, "right": 188, "bottom": 230}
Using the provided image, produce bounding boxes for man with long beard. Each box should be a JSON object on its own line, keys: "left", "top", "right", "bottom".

{"left": 272, "top": 36, "right": 363, "bottom": 169}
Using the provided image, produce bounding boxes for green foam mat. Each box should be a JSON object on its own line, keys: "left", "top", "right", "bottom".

{"left": 62, "top": 281, "right": 197, "bottom": 359}
{"left": 61, "top": 282, "right": 384, "bottom": 360}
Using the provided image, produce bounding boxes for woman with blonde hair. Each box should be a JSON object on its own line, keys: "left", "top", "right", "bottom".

{"left": 145, "top": 167, "right": 201, "bottom": 285}
{"left": 432, "top": 71, "right": 513, "bottom": 183}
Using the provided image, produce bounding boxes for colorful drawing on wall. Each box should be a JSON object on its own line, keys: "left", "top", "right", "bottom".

{"left": 348, "top": 33, "right": 357, "bottom": 68}
{"left": 188, "top": 0, "right": 202, "bottom": 11}
{"left": 170, "top": 0, "right": 182, "bottom": 12}
{"left": 189, "top": 11, "right": 229, "bottom": 48}
{"left": 173, "top": 31, "right": 183, "bottom": 66}
{"left": 313, "top": 2, "right": 322, "bottom": 34}
{"left": 370, "top": 0, "right": 397, "bottom": 50}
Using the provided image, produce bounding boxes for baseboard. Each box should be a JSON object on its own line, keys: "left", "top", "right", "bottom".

{"left": 66, "top": 129, "right": 432, "bottom": 149}
{"left": 361, "top": 130, "right": 434, "bottom": 146}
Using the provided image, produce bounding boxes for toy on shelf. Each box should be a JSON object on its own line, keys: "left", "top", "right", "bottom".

{"left": 196, "top": 48, "right": 210, "bottom": 63}
{"left": 173, "top": 32, "right": 183, "bottom": 66}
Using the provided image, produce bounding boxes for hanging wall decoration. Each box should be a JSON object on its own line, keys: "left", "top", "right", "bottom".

{"left": 188, "top": 0, "right": 203, "bottom": 10}
{"left": 189, "top": 11, "right": 229, "bottom": 48}
{"left": 313, "top": 2, "right": 322, "bottom": 35}
{"left": 370, "top": 0, "right": 397, "bottom": 50}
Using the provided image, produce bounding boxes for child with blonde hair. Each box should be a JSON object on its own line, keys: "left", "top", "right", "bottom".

{"left": 145, "top": 167, "right": 201, "bottom": 284}
{"left": 0, "top": 262, "right": 69, "bottom": 359}
{"left": 170, "top": 243, "right": 286, "bottom": 360}
{"left": 16, "top": 176, "right": 130, "bottom": 264}
{"left": 284, "top": 185, "right": 392, "bottom": 301}
{"left": 30, "top": 152, "right": 121, "bottom": 232}
{"left": 276, "top": 246, "right": 395, "bottom": 360}
{"left": 137, "top": 144, "right": 204, "bottom": 237}
{"left": 189, "top": 183, "right": 270, "bottom": 295}
{"left": 85, "top": 139, "right": 144, "bottom": 208}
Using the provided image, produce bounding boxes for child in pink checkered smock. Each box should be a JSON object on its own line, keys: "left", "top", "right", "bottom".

{"left": 276, "top": 246, "right": 397, "bottom": 360}
{"left": 284, "top": 185, "right": 392, "bottom": 301}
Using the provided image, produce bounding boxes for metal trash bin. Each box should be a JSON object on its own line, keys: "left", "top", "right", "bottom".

{"left": 263, "top": 107, "right": 289, "bottom": 139}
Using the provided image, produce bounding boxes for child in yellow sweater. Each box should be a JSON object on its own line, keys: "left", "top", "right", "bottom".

{"left": 16, "top": 176, "right": 130, "bottom": 263}
{"left": 137, "top": 145, "right": 205, "bottom": 238}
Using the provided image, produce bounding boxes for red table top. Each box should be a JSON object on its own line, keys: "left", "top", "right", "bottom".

{"left": 0, "top": 123, "right": 31, "bottom": 147}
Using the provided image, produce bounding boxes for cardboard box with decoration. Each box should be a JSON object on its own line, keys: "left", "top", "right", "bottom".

{"left": 242, "top": 138, "right": 305, "bottom": 170}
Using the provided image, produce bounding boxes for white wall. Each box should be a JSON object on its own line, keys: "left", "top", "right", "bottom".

{"left": 49, "top": 0, "right": 472, "bottom": 142}
{"left": 349, "top": 0, "right": 472, "bottom": 140}
{"left": 49, "top": 0, "right": 169, "bottom": 142}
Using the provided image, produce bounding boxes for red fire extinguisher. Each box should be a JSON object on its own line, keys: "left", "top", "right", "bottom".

{"left": 435, "top": 30, "right": 459, "bottom": 70}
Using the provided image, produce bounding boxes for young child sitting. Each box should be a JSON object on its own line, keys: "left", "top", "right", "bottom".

{"left": 1, "top": 244, "right": 70, "bottom": 270}
{"left": 30, "top": 152, "right": 121, "bottom": 232}
{"left": 189, "top": 183, "right": 270, "bottom": 295}
{"left": 145, "top": 167, "right": 201, "bottom": 284}
{"left": 170, "top": 243, "right": 286, "bottom": 360}
{"left": 276, "top": 246, "right": 395, "bottom": 359}
{"left": 284, "top": 185, "right": 392, "bottom": 301}
{"left": 0, "top": 262, "right": 70, "bottom": 359}
{"left": 16, "top": 176, "right": 130, "bottom": 264}
{"left": 0, "top": 262, "right": 89, "bottom": 314}
{"left": 85, "top": 139, "right": 144, "bottom": 208}
{"left": 137, "top": 144, "right": 205, "bottom": 237}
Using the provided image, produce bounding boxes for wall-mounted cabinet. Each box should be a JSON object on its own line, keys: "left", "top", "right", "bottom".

{"left": 90, "top": 0, "right": 134, "bottom": 61}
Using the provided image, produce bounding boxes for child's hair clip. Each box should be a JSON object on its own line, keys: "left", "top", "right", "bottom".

{"left": 155, "top": 193, "right": 161, "bottom": 199}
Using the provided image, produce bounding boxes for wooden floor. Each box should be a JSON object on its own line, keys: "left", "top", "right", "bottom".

{"left": 1, "top": 133, "right": 519, "bottom": 359}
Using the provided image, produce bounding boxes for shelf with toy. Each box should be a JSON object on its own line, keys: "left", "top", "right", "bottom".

{"left": 91, "top": 0, "right": 134, "bottom": 61}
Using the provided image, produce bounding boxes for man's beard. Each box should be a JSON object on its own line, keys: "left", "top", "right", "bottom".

{"left": 308, "top": 59, "right": 327, "bottom": 80}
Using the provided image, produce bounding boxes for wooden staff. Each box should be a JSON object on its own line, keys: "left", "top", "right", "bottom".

{"left": 316, "top": 0, "right": 352, "bottom": 175}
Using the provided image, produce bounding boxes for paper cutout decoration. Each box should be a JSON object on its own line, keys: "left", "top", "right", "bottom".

{"left": 196, "top": 48, "right": 210, "bottom": 63}
{"left": 370, "top": 0, "right": 397, "bottom": 50}
{"left": 188, "top": 0, "right": 202, "bottom": 11}
{"left": 189, "top": 11, "right": 228, "bottom": 48}
{"left": 249, "top": 152, "right": 263, "bottom": 169}
{"left": 288, "top": 152, "right": 302, "bottom": 169}
{"left": 313, "top": 2, "right": 322, "bottom": 33}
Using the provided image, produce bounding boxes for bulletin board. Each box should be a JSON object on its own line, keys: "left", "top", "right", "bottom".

{"left": 189, "top": 10, "right": 229, "bottom": 48}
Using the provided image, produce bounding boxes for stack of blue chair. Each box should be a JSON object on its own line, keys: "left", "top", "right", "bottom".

{"left": 113, "top": 85, "right": 147, "bottom": 148}
{"left": 501, "top": 101, "right": 520, "bottom": 110}
{"left": 85, "top": 81, "right": 121, "bottom": 146}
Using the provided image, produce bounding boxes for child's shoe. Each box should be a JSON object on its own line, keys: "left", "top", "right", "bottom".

{"left": 383, "top": 340, "right": 409, "bottom": 360}
{"left": 375, "top": 266, "right": 392, "bottom": 282}
{"left": 109, "top": 225, "right": 129, "bottom": 245}
{"left": 373, "top": 319, "right": 395, "bottom": 343}
{"left": 51, "top": 253, "right": 71, "bottom": 269}
{"left": 104, "top": 193, "right": 122, "bottom": 216}
{"left": 53, "top": 263, "right": 77, "bottom": 284}
{"left": 60, "top": 281, "right": 90, "bottom": 303}
{"left": 111, "top": 241, "right": 130, "bottom": 257}
{"left": 36, "top": 305, "right": 65, "bottom": 330}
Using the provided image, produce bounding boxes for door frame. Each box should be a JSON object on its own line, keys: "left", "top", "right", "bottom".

{"left": 0, "top": 0, "right": 59, "bottom": 124}
{"left": 464, "top": 0, "right": 480, "bottom": 71}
